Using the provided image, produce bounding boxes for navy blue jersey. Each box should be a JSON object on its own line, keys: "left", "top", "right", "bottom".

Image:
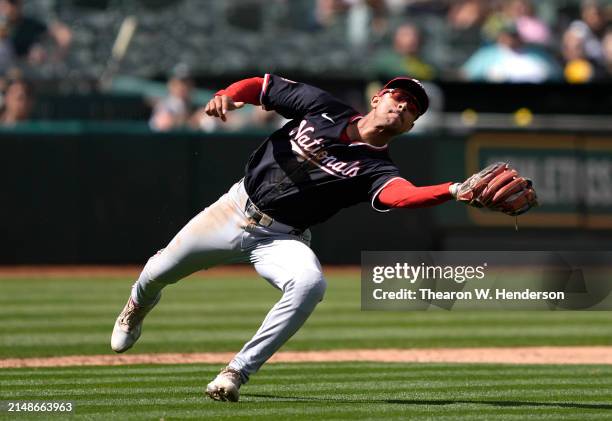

{"left": 244, "top": 74, "right": 401, "bottom": 230}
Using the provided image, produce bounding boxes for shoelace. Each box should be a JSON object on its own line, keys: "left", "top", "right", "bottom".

{"left": 220, "top": 368, "right": 241, "bottom": 383}
{"left": 119, "top": 301, "right": 146, "bottom": 329}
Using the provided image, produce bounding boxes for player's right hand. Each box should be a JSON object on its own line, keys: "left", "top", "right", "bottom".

{"left": 204, "top": 95, "right": 245, "bottom": 122}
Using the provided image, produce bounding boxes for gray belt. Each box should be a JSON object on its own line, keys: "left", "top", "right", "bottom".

{"left": 245, "top": 198, "right": 303, "bottom": 236}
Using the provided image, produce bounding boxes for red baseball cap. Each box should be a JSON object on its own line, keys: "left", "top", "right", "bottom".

{"left": 380, "top": 77, "right": 429, "bottom": 117}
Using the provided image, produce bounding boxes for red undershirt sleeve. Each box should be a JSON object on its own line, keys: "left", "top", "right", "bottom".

{"left": 215, "top": 77, "right": 264, "bottom": 105}
{"left": 377, "top": 178, "right": 454, "bottom": 209}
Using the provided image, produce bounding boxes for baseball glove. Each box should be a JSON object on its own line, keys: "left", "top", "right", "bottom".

{"left": 452, "top": 162, "right": 538, "bottom": 216}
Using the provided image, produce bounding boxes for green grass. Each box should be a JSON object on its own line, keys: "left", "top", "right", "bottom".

{"left": 1, "top": 363, "right": 611, "bottom": 420}
{"left": 2, "top": 272, "right": 612, "bottom": 420}
{"left": 1, "top": 274, "right": 612, "bottom": 358}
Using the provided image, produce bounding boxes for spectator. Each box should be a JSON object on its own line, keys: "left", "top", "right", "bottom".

{"left": 371, "top": 22, "right": 436, "bottom": 80}
{"left": 462, "top": 22, "right": 561, "bottom": 82}
{"left": 149, "top": 64, "right": 196, "bottom": 132}
{"left": 442, "top": 0, "right": 490, "bottom": 75}
{"left": 581, "top": 0, "right": 608, "bottom": 39}
{"left": 567, "top": 0, "right": 608, "bottom": 64}
{"left": 0, "top": 12, "right": 15, "bottom": 74}
{"left": 561, "top": 24, "right": 605, "bottom": 83}
{"left": 314, "top": 0, "right": 350, "bottom": 29}
{"left": 0, "top": 78, "right": 32, "bottom": 125}
{"left": 448, "top": 0, "right": 489, "bottom": 31}
{"left": 0, "top": 0, "right": 72, "bottom": 65}
{"left": 482, "top": 0, "right": 551, "bottom": 46}
{"left": 601, "top": 28, "right": 612, "bottom": 77}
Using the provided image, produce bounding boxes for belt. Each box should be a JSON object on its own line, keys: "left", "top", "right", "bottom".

{"left": 245, "top": 198, "right": 303, "bottom": 236}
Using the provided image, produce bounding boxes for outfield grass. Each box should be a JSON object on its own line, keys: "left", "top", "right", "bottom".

{"left": 1, "top": 363, "right": 611, "bottom": 420}
{"left": 1, "top": 274, "right": 612, "bottom": 358}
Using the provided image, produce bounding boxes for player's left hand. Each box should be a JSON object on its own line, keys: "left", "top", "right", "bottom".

{"left": 203, "top": 95, "right": 245, "bottom": 122}
{"left": 450, "top": 162, "right": 538, "bottom": 216}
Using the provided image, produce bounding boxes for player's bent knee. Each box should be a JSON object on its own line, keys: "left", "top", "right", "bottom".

{"left": 292, "top": 269, "right": 327, "bottom": 312}
{"left": 310, "top": 275, "right": 327, "bottom": 302}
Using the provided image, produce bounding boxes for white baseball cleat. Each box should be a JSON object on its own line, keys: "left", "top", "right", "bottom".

{"left": 205, "top": 367, "right": 242, "bottom": 402}
{"left": 111, "top": 295, "right": 159, "bottom": 353}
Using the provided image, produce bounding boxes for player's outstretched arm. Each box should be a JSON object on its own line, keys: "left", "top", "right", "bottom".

{"left": 202, "top": 77, "right": 264, "bottom": 122}
{"left": 377, "top": 178, "right": 455, "bottom": 209}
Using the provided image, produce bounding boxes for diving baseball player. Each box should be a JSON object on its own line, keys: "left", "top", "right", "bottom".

{"left": 111, "top": 74, "right": 537, "bottom": 402}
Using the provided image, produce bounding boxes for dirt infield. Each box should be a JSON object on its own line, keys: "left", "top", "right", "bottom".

{"left": 3, "top": 347, "right": 612, "bottom": 368}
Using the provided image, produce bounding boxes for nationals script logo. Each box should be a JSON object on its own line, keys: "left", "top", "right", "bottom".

{"left": 289, "top": 120, "right": 361, "bottom": 178}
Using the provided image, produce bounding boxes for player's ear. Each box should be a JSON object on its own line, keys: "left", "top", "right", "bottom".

{"left": 370, "top": 94, "right": 381, "bottom": 108}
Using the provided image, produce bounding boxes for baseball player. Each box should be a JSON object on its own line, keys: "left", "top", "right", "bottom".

{"left": 111, "top": 74, "right": 536, "bottom": 402}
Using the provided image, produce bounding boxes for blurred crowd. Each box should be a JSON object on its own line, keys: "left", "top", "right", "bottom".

{"left": 0, "top": 0, "right": 611, "bottom": 130}
{"left": 0, "top": 0, "right": 70, "bottom": 125}
{"left": 351, "top": 0, "right": 612, "bottom": 83}
{"left": 151, "top": 0, "right": 612, "bottom": 131}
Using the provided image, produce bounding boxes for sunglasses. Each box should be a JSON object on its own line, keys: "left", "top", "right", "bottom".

{"left": 379, "top": 88, "right": 420, "bottom": 114}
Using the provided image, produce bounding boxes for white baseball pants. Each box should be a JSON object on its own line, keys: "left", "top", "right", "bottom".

{"left": 131, "top": 180, "right": 326, "bottom": 383}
